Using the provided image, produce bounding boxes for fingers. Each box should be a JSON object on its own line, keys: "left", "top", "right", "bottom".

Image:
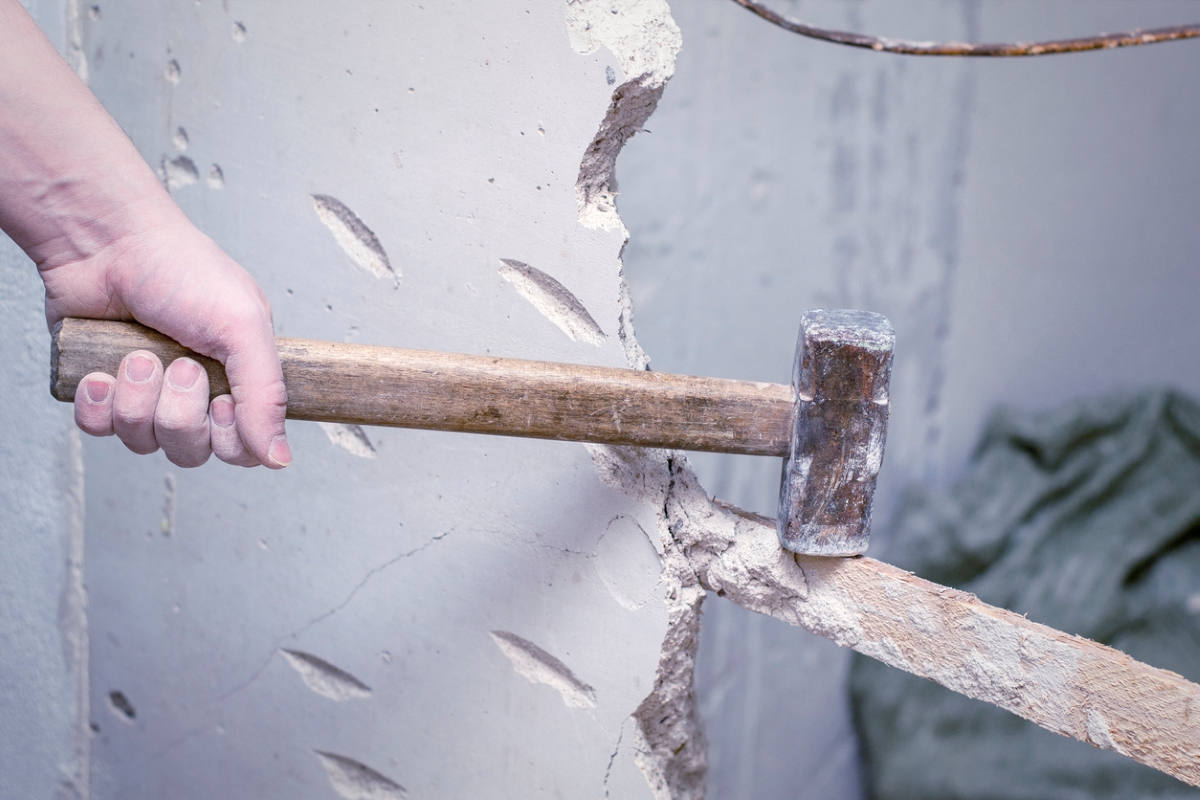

{"left": 219, "top": 311, "right": 291, "bottom": 469}
{"left": 74, "top": 372, "right": 116, "bottom": 436}
{"left": 94, "top": 351, "right": 216, "bottom": 467}
{"left": 209, "top": 395, "right": 260, "bottom": 467}
{"left": 153, "top": 358, "right": 212, "bottom": 468}
{"left": 112, "top": 351, "right": 164, "bottom": 454}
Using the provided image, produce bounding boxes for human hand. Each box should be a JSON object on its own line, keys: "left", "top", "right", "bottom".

{"left": 42, "top": 221, "right": 291, "bottom": 469}
{"left": 1, "top": 0, "right": 289, "bottom": 469}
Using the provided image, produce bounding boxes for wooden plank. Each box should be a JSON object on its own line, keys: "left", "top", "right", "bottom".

{"left": 682, "top": 499, "right": 1200, "bottom": 787}
{"left": 50, "top": 318, "right": 795, "bottom": 456}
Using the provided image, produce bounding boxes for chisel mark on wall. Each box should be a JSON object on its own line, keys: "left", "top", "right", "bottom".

{"left": 107, "top": 690, "right": 135, "bottom": 721}
{"left": 161, "top": 472, "right": 175, "bottom": 536}
{"left": 207, "top": 164, "right": 224, "bottom": 189}
{"left": 594, "top": 515, "right": 662, "bottom": 610}
{"left": 161, "top": 155, "right": 198, "bottom": 190}
{"left": 498, "top": 258, "right": 605, "bottom": 346}
{"left": 311, "top": 194, "right": 398, "bottom": 286}
{"left": 319, "top": 423, "right": 377, "bottom": 459}
{"left": 490, "top": 630, "right": 597, "bottom": 708}
{"left": 171, "top": 127, "right": 188, "bottom": 151}
{"left": 231, "top": 22, "right": 246, "bottom": 43}
{"left": 164, "top": 58, "right": 181, "bottom": 85}
{"left": 313, "top": 751, "right": 406, "bottom": 800}
{"left": 280, "top": 649, "right": 372, "bottom": 701}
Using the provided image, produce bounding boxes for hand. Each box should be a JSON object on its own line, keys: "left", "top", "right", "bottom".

{"left": 0, "top": 0, "right": 289, "bottom": 469}
{"left": 44, "top": 221, "right": 291, "bottom": 469}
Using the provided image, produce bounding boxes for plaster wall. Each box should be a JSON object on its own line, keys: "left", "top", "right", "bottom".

{"left": 0, "top": 6, "right": 89, "bottom": 800}
{"left": 617, "top": 1, "right": 1200, "bottom": 797}
{"left": 73, "top": 1, "right": 689, "bottom": 797}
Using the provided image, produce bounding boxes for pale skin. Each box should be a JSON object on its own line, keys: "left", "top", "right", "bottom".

{"left": 0, "top": 0, "right": 289, "bottom": 468}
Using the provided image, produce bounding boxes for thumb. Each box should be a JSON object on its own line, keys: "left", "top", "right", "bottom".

{"left": 220, "top": 318, "right": 290, "bottom": 468}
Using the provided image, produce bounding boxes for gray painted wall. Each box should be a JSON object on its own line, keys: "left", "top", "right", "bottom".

{"left": 76, "top": 2, "right": 681, "bottom": 798}
{"left": 618, "top": 1, "right": 1200, "bottom": 797}
{"left": 1, "top": 5, "right": 89, "bottom": 800}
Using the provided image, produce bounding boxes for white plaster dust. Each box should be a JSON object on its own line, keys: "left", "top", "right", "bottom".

{"left": 498, "top": 258, "right": 606, "bottom": 346}
{"left": 161, "top": 155, "right": 198, "bottom": 190}
{"left": 280, "top": 649, "right": 372, "bottom": 701}
{"left": 489, "top": 630, "right": 597, "bottom": 708}
{"left": 311, "top": 194, "right": 398, "bottom": 285}
{"left": 314, "top": 751, "right": 406, "bottom": 800}
{"left": 319, "top": 422, "right": 377, "bottom": 459}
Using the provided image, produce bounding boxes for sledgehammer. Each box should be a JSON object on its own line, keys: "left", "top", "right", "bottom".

{"left": 50, "top": 309, "right": 894, "bottom": 556}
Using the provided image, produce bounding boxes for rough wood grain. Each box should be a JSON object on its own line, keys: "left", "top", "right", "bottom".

{"left": 666, "top": 474, "right": 1200, "bottom": 787}
{"left": 51, "top": 318, "right": 794, "bottom": 456}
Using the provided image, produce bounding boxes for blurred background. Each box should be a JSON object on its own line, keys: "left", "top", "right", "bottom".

{"left": 617, "top": 1, "right": 1200, "bottom": 797}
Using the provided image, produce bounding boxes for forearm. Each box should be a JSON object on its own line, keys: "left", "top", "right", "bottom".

{"left": 0, "top": 0, "right": 183, "bottom": 269}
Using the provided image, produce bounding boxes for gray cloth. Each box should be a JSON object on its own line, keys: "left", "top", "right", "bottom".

{"left": 851, "top": 389, "right": 1200, "bottom": 799}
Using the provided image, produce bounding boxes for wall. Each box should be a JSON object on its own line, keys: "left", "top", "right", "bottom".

{"left": 76, "top": 1, "right": 689, "bottom": 798}
{"left": 618, "top": 1, "right": 1200, "bottom": 798}
{"left": 9, "top": 1, "right": 1200, "bottom": 797}
{"left": 0, "top": 4, "right": 90, "bottom": 800}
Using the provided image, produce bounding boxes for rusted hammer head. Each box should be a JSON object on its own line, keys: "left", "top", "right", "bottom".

{"left": 778, "top": 309, "right": 894, "bottom": 556}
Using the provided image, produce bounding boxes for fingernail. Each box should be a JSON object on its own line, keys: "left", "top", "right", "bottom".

{"left": 168, "top": 358, "right": 202, "bottom": 390}
{"left": 85, "top": 379, "right": 110, "bottom": 403}
{"left": 126, "top": 355, "right": 154, "bottom": 382}
{"left": 211, "top": 397, "right": 235, "bottom": 427}
{"left": 269, "top": 435, "right": 292, "bottom": 467}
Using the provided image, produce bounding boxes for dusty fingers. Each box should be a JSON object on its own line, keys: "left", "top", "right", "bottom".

{"left": 209, "top": 395, "right": 260, "bottom": 467}
{"left": 83, "top": 351, "right": 220, "bottom": 468}
{"left": 153, "top": 357, "right": 213, "bottom": 468}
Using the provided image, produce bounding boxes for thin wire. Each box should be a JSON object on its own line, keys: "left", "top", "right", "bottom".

{"left": 730, "top": 0, "right": 1200, "bottom": 57}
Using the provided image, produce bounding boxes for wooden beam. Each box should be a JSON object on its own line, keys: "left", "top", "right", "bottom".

{"left": 678, "top": 497, "right": 1200, "bottom": 787}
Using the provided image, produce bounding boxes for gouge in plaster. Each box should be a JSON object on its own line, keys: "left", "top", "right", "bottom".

{"left": 50, "top": 310, "right": 893, "bottom": 556}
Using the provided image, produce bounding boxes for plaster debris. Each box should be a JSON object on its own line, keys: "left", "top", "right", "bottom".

{"left": 584, "top": 446, "right": 706, "bottom": 799}
{"left": 172, "top": 127, "right": 189, "bottom": 151}
{"left": 88, "top": 4, "right": 100, "bottom": 20}
{"left": 313, "top": 751, "right": 406, "bottom": 800}
{"left": 161, "top": 472, "right": 176, "bottom": 536}
{"left": 280, "top": 649, "right": 372, "bottom": 701}
{"left": 231, "top": 22, "right": 246, "bottom": 42}
{"left": 498, "top": 258, "right": 606, "bottom": 346}
{"left": 566, "top": 0, "right": 680, "bottom": 231}
{"left": 311, "top": 194, "right": 398, "bottom": 286}
{"left": 207, "top": 164, "right": 225, "bottom": 189}
{"left": 489, "top": 630, "right": 597, "bottom": 708}
{"left": 164, "top": 58, "right": 181, "bottom": 85}
{"left": 161, "top": 155, "right": 198, "bottom": 190}
{"left": 319, "top": 422, "right": 377, "bottom": 459}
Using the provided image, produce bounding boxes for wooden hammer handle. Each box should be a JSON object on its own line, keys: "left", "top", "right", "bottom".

{"left": 51, "top": 318, "right": 795, "bottom": 457}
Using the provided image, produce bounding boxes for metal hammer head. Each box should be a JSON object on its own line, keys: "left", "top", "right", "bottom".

{"left": 778, "top": 309, "right": 894, "bottom": 556}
